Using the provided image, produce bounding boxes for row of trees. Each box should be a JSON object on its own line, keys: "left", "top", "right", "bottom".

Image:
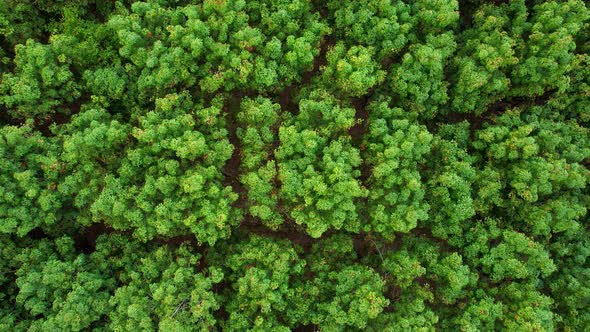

{"left": 4, "top": 226, "right": 585, "bottom": 330}
{"left": 1, "top": 0, "right": 589, "bottom": 330}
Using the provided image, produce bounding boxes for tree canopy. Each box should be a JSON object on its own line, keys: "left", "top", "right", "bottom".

{"left": 1, "top": 0, "right": 589, "bottom": 330}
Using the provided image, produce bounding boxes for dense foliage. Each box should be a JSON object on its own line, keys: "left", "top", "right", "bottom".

{"left": 1, "top": 0, "right": 589, "bottom": 330}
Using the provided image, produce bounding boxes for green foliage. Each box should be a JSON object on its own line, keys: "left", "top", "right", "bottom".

{"left": 326, "top": 0, "right": 412, "bottom": 59}
{"left": 451, "top": 3, "right": 519, "bottom": 113}
{"left": 108, "top": 0, "right": 328, "bottom": 99}
{"left": 0, "top": 235, "right": 32, "bottom": 331}
{"left": 236, "top": 97, "right": 283, "bottom": 228}
{"left": 0, "top": 124, "right": 61, "bottom": 235}
{"left": 443, "top": 294, "right": 503, "bottom": 332}
{"left": 382, "top": 249, "right": 426, "bottom": 288}
{"left": 303, "top": 235, "right": 389, "bottom": 331}
{"left": 55, "top": 108, "right": 130, "bottom": 225}
{"left": 497, "top": 282, "right": 555, "bottom": 331}
{"left": 547, "top": 53, "right": 590, "bottom": 124}
{"left": 211, "top": 235, "right": 304, "bottom": 330}
{"left": 83, "top": 66, "right": 128, "bottom": 103}
{"left": 463, "top": 220, "right": 556, "bottom": 282}
{"left": 311, "top": 265, "right": 389, "bottom": 330}
{"left": 14, "top": 237, "right": 114, "bottom": 331}
{"left": 424, "top": 126, "right": 476, "bottom": 239}
{"left": 90, "top": 93, "right": 238, "bottom": 243}
{"left": 276, "top": 91, "right": 366, "bottom": 237}
{"left": 547, "top": 232, "right": 590, "bottom": 330}
{"left": 371, "top": 235, "right": 473, "bottom": 331}
{"left": 511, "top": 0, "right": 590, "bottom": 96}
{"left": 0, "top": 40, "right": 80, "bottom": 119}
{"left": 388, "top": 32, "right": 456, "bottom": 118}
{"left": 405, "top": 237, "right": 474, "bottom": 305}
{"left": 1, "top": 0, "right": 590, "bottom": 330}
{"left": 10, "top": 234, "right": 220, "bottom": 331}
{"left": 320, "top": 42, "right": 386, "bottom": 97}
{"left": 473, "top": 107, "right": 589, "bottom": 237}
{"left": 363, "top": 101, "right": 432, "bottom": 236}
{"left": 0, "top": 1, "right": 46, "bottom": 48}
{"left": 107, "top": 236, "right": 220, "bottom": 331}
{"left": 368, "top": 283, "right": 439, "bottom": 331}
{"left": 409, "top": 0, "right": 460, "bottom": 37}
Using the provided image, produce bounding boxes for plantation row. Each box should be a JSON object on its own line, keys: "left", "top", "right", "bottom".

{"left": 1, "top": 0, "right": 589, "bottom": 331}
